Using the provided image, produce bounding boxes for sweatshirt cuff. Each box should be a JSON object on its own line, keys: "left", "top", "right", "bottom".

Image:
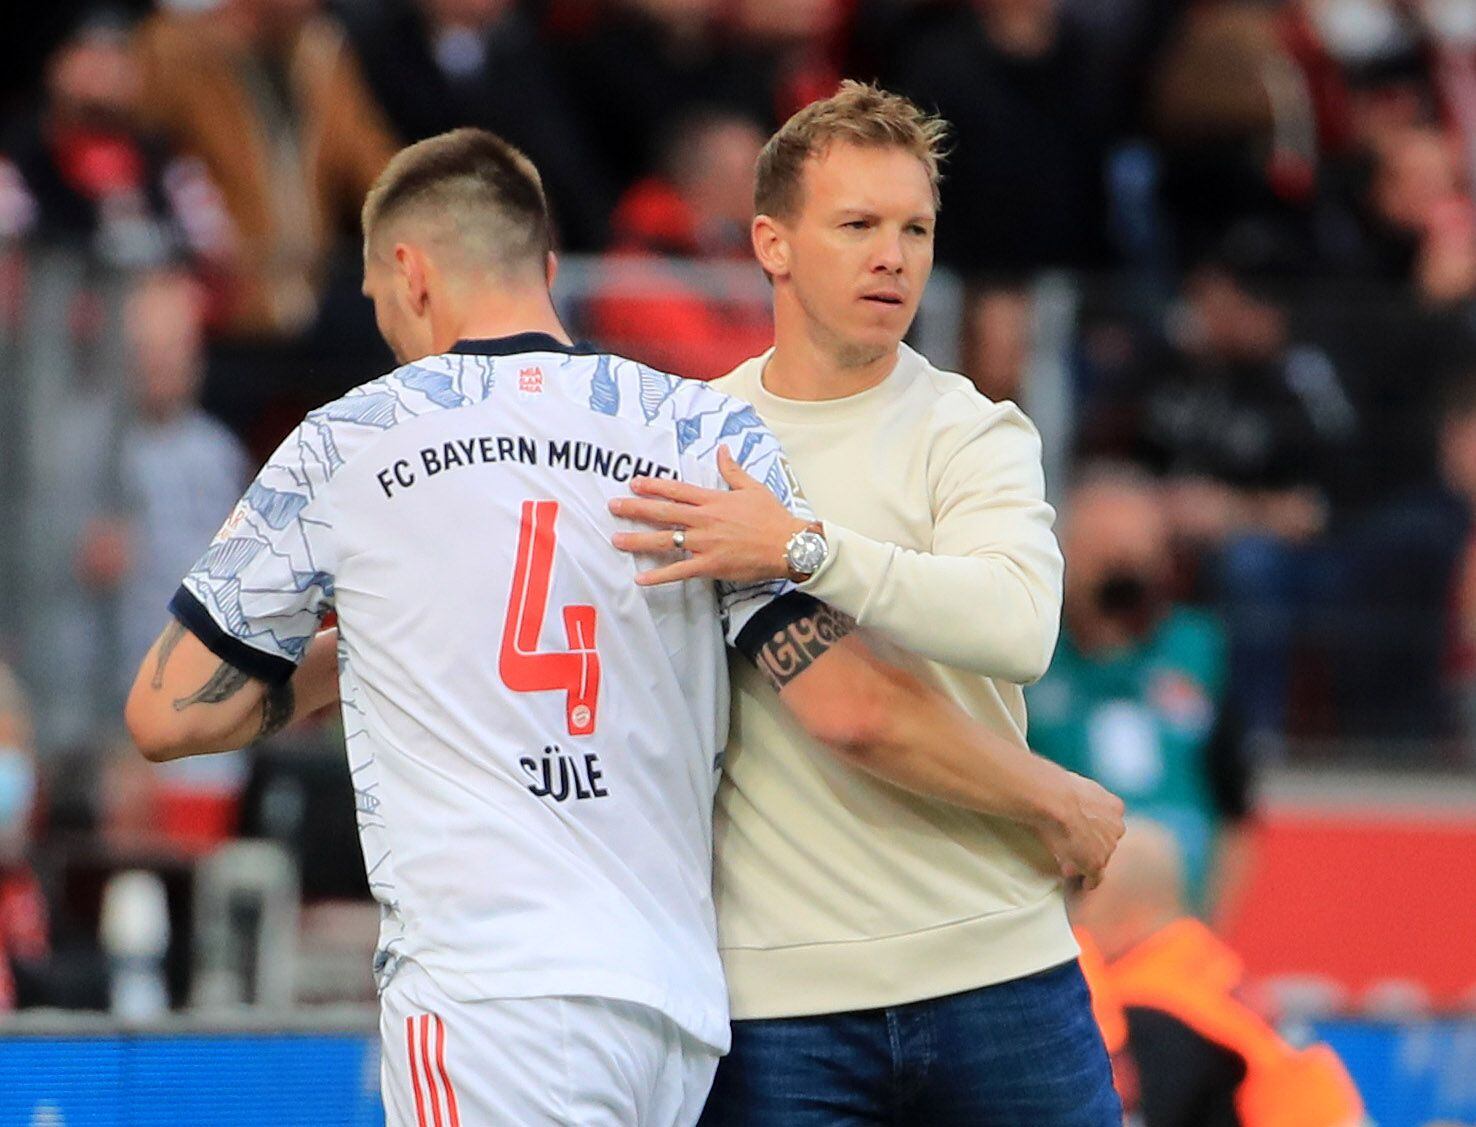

{"left": 797, "top": 522, "right": 892, "bottom": 620}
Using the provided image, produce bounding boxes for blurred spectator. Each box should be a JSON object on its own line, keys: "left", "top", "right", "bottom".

{"left": 0, "top": 665, "right": 51, "bottom": 1013}
{"left": 1072, "top": 821, "right": 1365, "bottom": 1127}
{"left": 1028, "top": 470, "right": 1255, "bottom": 917}
{"left": 1361, "top": 124, "right": 1476, "bottom": 304}
{"left": 1081, "top": 263, "right": 1357, "bottom": 741}
{"left": 1343, "top": 371, "right": 1476, "bottom": 742}
{"left": 559, "top": 0, "right": 785, "bottom": 194}
{"left": 336, "top": 0, "right": 616, "bottom": 250}
{"left": 0, "top": 9, "right": 233, "bottom": 270}
{"left": 1149, "top": 1, "right": 1320, "bottom": 274}
{"left": 585, "top": 109, "right": 772, "bottom": 378}
{"left": 888, "top": 0, "right": 1111, "bottom": 398}
{"left": 132, "top": 0, "right": 397, "bottom": 338}
{"left": 728, "top": 0, "right": 845, "bottom": 123}
{"left": 77, "top": 271, "right": 249, "bottom": 838}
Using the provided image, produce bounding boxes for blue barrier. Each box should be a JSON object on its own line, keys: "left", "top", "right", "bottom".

{"left": 0, "top": 1032, "right": 383, "bottom": 1126}
{"left": 1315, "top": 1019, "right": 1476, "bottom": 1127}
{"left": 1, "top": 1019, "right": 1475, "bottom": 1126}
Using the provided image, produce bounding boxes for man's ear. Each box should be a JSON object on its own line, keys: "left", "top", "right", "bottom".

{"left": 752, "top": 215, "right": 791, "bottom": 279}
{"left": 394, "top": 243, "right": 430, "bottom": 315}
{"left": 546, "top": 250, "right": 558, "bottom": 289}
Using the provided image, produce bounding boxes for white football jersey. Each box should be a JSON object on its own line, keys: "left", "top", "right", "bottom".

{"left": 172, "top": 334, "right": 812, "bottom": 1051}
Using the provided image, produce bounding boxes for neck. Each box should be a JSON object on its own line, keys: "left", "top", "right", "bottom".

{"left": 763, "top": 290, "right": 900, "bottom": 401}
{"left": 433, "top": 287, "right": 571, "bottom": 354}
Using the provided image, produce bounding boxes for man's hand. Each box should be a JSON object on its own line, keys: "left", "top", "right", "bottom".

{"left": 609, "top": 447, "right": 808, "bottom": 586}
{"left": 1035, "top": 773, "right": 1126, "bottom": 890}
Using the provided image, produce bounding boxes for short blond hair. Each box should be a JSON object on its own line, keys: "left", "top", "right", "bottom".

{"left": 361, "top": 128, "right": 552, "bottom": 277}
{"left": 755, "top": 81, "right": 949, "bottom": 220}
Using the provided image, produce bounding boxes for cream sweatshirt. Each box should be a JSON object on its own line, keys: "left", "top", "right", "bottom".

{"left": 711, "top": 343, "right": 1075, "bottom": 1018}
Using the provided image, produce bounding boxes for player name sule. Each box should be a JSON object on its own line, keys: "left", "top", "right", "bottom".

{"left": 375, "top": 435, "right": 678, "bottom": 498}
{"left": 521, "top": 745, "right": 609, "bottom": 803}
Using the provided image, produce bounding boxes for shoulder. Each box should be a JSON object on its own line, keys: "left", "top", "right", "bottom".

{"left": 275, "top": 356, "right": 490, "bottom": 481}
{"left": 905, "top": 348, "right": 1044, "bottom": 459}
{"left": 708, "top": 352, "right": 768, "bottom": 403}
{"left": 667, "top": 374, "right": 770, "bottom": 456}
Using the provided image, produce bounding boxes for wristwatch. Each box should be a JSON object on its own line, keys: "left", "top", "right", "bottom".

{"left": 784, "top": 522, "right": 828, "bottom": 583}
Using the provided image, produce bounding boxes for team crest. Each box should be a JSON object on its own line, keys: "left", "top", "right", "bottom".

{"left": 778, "top": 456, "right": 808, "bottom": 503}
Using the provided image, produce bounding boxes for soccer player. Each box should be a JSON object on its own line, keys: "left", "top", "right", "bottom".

{"left": 611, "top": 83, "right": 1126, "bottom": 1124}
{"left": 125, "top": 128, "right": 1119, "bottom": 1125}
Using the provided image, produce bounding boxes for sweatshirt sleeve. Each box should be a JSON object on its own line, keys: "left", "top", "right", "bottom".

{"left": 797, "top": 399, "right": 1063, "bottom": 683}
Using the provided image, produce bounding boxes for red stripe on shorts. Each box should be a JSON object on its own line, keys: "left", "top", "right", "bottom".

{"left": 420, "top": 1013, "right": 445, "bottom": 1127}
{"left": 435, "top": 1015, "right": 461, "bottom": 1127}
{"left": 406, "top": 1015, "right": 429, "bottom": 1127}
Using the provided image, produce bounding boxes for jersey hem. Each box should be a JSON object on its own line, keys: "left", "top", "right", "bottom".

{"left": 399, "top": 960, "right": 732, "bottom": 1055}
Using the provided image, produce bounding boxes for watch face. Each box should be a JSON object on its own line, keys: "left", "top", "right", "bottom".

{"left": 788, "top": 531, "right": 827, "bottom": 575}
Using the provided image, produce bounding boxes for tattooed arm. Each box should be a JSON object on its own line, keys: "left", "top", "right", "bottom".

{"left": 737, "top": 594, "right": 1125, "bottom": 888}
{"left": 124, "top": 621, "right": 341, "bottom": 762}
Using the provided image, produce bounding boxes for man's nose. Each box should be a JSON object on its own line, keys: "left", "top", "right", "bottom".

{"left": 870, "top": 231, "right": 905, "bottom": 273}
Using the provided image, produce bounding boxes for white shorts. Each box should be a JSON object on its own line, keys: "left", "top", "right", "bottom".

{"left": 379, "top": 961, "right": 720, "bottom": 1126}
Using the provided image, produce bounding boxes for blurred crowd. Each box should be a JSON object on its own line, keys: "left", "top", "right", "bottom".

{"left": 1, "top": 0, "right": 1476, "bottom": 1017}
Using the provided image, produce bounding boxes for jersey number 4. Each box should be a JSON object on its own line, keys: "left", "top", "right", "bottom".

{"left": 499, "top": 500, "right": 601, "bottom": 736}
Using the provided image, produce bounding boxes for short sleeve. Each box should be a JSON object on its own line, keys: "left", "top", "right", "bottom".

{"left": 170, "top": 421, "right": 339, "bottom": 685}
{"left": 674, "top": 390, "right": 815, "bottom": 647}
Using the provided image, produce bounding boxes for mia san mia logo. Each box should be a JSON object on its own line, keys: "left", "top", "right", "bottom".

{"left": 518, "top": 366, "right": 544, "bottom": 394}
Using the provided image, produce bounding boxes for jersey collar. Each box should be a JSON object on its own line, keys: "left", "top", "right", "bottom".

{"left": 450, "top": 332, "right": 598, "bottom": 357}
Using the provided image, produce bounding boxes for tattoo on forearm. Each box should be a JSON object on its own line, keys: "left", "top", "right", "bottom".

{"left": 753, "top": 607, "right": 856, "bottom": 690}
{"left": 151, "top": 621, "right": 187, "bottom": 689}
{"left": 172, "top": 662, "right": 252, "bottom": 712}
{"left": 259, "top": 682, "right": 296, "bottom": 741}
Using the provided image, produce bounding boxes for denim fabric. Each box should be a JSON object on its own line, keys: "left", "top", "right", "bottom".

{"left": 699, "top": 960, "right": 1121, "bottom": 1126}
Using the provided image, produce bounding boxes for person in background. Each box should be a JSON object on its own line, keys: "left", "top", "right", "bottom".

{"left": 1073, "top": 820, "right": 1365, "bottom": 1127}
{"left": 559, "top": 0, "right": 782, "bottom": 193}
{"left": 0, "top": 665, "right": 51, "bottom": 1013}
{"left": 889, "top": 0, "right": 1110, "bottom": 398}
{"left": 1029, "top": 470, "right": 1255, "bottom": 919}
{"left": 1081, "top": 262, "right": 1356, "bottom": 746}
{"left": 338, "top": 0, "right": 616, "bottom": 251}
{"left": 77, "top": 271, "right": 250, "bottom": 842}
{"left": 589, "top": 109, "right": 774, "bottom": 378}
{"left": 1352, "top": 371, "right": 1476, "bottom": 744}
{"left": 0, "top": 8, "right": 233, "bottom": 271}
{"left": 132, "top": 0, "right": 397, "bottom": 339}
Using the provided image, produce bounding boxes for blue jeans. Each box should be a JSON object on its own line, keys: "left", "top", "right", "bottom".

{"left": 699, "top": 960, "right": 1120, "bottom": 1126}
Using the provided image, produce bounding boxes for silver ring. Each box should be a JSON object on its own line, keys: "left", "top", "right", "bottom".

{"left": 671, "top": 529, "right": 687, "bottom": 550}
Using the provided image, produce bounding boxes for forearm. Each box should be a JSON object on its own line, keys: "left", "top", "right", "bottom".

{"left": 801, "top": 523, "right": 1061, "bottom": 681}
{"left": 128, "top": 625, "right": 341, "bottom": 761}
{"left": 206, "top": 628, "right": 340, "bottom": 749}
{"left": 821, "top": 664, "right": 1069, "bottom": 829}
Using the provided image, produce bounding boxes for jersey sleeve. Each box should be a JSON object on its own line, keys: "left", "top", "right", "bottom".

{"left": 677, "top": 393, "right": 816, "bottom": 647}
{"left": 168, "top": 420, "right": 339, "bottom": 685}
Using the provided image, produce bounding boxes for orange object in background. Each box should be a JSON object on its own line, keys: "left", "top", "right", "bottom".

{"left": 1111, "top": 917, "right": 1365, "bottom": 1127}
{"left": 1221, "top": 803, "right": 1476, "bottom": 1010}
{"left": 1076, "top": 929, "right": 1139, "bottom": 1111}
